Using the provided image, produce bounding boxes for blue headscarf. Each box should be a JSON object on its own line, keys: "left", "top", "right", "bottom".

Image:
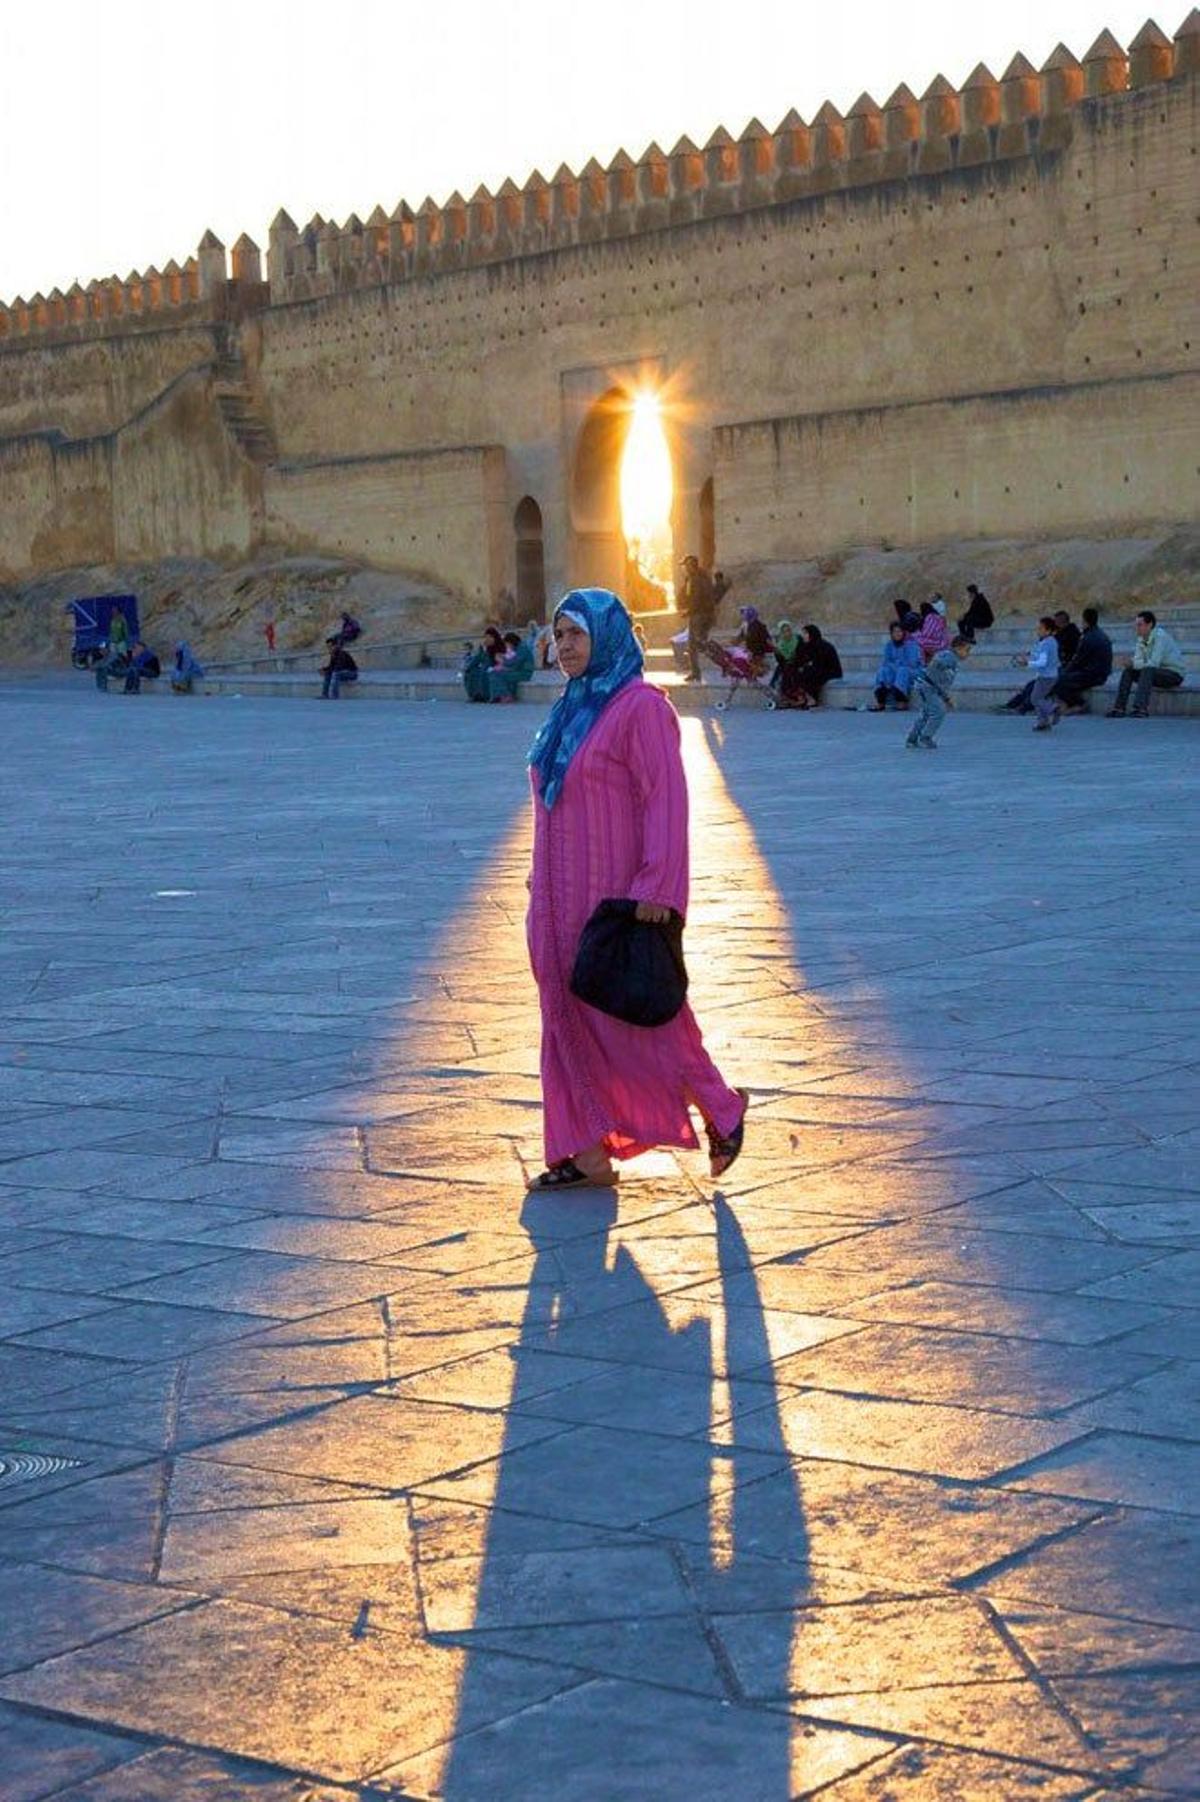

{"left": 528, "top": 589, "right": 643, "bottom": 808}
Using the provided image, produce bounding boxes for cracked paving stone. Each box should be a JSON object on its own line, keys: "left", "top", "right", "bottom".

{"left": 158, "top": 1493, "right": 411, "bottom": 1583}
{"left": 983, "top": 1510, "right": 1200, "bottom": 1630}
{"left": 0, "top": 1287, "right": 124, "bottom": 1337}
{"left": 762, "top": 1323, "right": 1166, "bottom": 1417}
{"left": 199, "top": 1393, "right": 564, "bottom": 1491}
{"left": 384, "top": 1676, "right": 896, "bottom": 1800}
{"left": 800, "top": 1678, "right": 1099, "bottom": 1774}
{"left": 1063, "top": 1363, "right": 1200, "bottom": 1440}
{"left": 459, "top": 1613, "right": 729, "bottom": 1697}
{"left": 0, "top": 1702, "right": 147, "bottom": 1802}
{"left": 1051, "top": 1671, "right": 1200, "bottom": 1775}
{"left": 0, "top": 1565, "right": 191, "bottom": 1677}
{"left": 1082, "top": 1246, "right": 1200, "bottom": 1309}
{"left": 654, "top": 1459, "right": 1097, "bottom": 1586}
{"left": 715, "top": 1594, "right": 1026, "bottom": 1700}
{"left": 837, "top": 1280, "right": 1169, "bottom": 1348}
{"left": 1, "top": 1232, "right": 235, "bottom": 1294}
{"left": 10, "top": 1299, "right": 282, "bottom": 1362}
{"left": 0, "top": 1598, "right": 579, "bottom": 1785}
{"left": 1003, "top": 1431, "right": 1200, "bottom": 1515}
{"left": 419, "top": 1421, "right": 788, "bottom": 1531}
{"left": 30, "top": 1744, "right": 359, "bottom": 1800}
{"left": 419, "top": 1542, "right": 691, "bottom": 1634}
{"left": 996, "top": 1601, "right": 1200, "bottom": 1679}
{"left": 809, "top": 1742, "right": 1099, "bottom": 1799}
{"left": 109, "top": 1249, "right": 437, "bottom": 1319}
{"left": 708, "top": 1387, "right": 1082, "bottom": 1480}
{"left": 213, "top": 1560, "right": 422, "bottom": 1637}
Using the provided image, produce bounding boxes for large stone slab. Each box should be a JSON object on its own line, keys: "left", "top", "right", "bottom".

{"left": 0, "top": 1599, "right": 577, "bottom": 1784}
{"left": 385, "top": 1676, "right": 895, "bottom": 1800}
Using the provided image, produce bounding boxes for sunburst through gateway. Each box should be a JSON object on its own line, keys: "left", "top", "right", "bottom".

{"left": 619, "top": 389, "right": 674, "bottom": 606}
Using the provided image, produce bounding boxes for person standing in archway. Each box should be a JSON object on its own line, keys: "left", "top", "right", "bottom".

{"left": 525, "top": 588, "right": 748, "bottom": 1189}
{"left": 678, "top": 554, "right": 716, "bottom": 683}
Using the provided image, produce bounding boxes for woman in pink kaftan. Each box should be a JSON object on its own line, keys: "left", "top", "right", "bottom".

{"left": 526, "top": 588, "right": 747, "bottom": 1189}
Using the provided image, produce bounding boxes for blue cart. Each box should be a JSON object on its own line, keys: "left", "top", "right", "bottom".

{"left": 67, "top": 594, "right": 140, "bottom": 668}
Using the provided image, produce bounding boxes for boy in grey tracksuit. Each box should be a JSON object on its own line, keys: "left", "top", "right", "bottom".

{"left": 906, "top": 637, "right": 972, "bottom": 748}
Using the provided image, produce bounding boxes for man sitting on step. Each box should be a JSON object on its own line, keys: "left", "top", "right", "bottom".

{"left": 1052, "top": 608, "right": 1113, "bottom": 714}
{"left": 1107, "top": 609, "right": 1187, "bottom": 717}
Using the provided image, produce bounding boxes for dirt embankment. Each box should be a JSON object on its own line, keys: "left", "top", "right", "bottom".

{"left": 0, "top": 557, "right": 470, "bottom": 669}
{"left": 734, "top": 527, "right": 1200, "bottom": 628}
{"left": 3, "top": 529, "right": 1198, "bottom": 669}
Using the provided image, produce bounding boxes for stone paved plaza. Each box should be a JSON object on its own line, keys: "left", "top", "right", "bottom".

{"left": 0, "top": 687, "right": 1198, "bottom": 1801}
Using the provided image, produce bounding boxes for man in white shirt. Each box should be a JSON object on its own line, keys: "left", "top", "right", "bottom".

{"left": 1108, "top": 609, "right": 1187, "bottom": 717}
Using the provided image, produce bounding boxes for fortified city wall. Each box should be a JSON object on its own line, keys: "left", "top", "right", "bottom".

{"left": 1, "top": 17, "right": 1197, "bottom": 621}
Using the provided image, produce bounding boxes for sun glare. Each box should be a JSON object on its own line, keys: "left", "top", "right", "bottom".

{"left": 619, "top": 389, "right": 675, "bottom": 604}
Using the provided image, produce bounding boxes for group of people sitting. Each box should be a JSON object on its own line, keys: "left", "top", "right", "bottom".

{"left": 678, "top": 604, "right": 845, "bottom": 708}
{"left": 1001, "top": 606, "right": 1185, "bottom": 722}
{"left": 761, "top": 616, "right": 844, "bottom": 709}
{"left": 873, "top": 588, "right": 1187, "bottom": 729}
{"left": 95, "top": 624, "right": 203, "bottom": 695}
{"left": 462, "top": 624, "right": 537, "bottom": 702}
{"left": 870, "top": 590, "right": 989, "bottom": 711}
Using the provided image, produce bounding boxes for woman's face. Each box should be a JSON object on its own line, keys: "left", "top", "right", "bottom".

{"left": 554, "top": 615, "right": 591, "bottom": 678}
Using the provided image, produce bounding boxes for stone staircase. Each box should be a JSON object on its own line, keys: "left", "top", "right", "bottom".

{"left": 213, "top": 326, "right": 276, "bottom": 465}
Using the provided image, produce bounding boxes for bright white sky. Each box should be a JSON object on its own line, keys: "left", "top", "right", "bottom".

{"left": 0, "top": 0, "right": 1175, "bottom": 300}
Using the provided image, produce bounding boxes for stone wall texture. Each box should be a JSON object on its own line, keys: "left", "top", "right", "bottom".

{"left": 1, "top": 26, "right": 1197, "bottom": 613}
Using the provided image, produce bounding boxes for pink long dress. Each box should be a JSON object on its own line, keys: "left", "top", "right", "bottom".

{"left": 527, "top": 679, "right": 744, "bottom": 1165}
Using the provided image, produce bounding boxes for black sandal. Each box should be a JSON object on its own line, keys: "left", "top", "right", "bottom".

{"left": 707, "top": 1089, "right": 750, "bottom": 1179}
{"left": 528, "top": 1157, "right": 618, "bottom": 1191}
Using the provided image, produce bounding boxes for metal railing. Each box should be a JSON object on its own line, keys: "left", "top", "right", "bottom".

{"left": 203, "top": 632, "right": 473, "bottom": 675}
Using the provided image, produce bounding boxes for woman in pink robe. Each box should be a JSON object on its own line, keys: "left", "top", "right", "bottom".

{"left": 526, "top": 588, "right": 747, "bottom": 1189}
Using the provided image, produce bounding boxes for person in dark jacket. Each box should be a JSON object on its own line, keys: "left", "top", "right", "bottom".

{"left": 893, "top": 598, "right": 921, "bottom": 634}
{"left": 679, "top": 555, "right": 716, "bottom": 682}
{"left": 320, "top": 641, "right": 358, "bottom": 699}
{"left": 733, "top": 605, "right": 772, "bottom": 665}
{"left": 957, "top": 582, "right": 994, "bottom": 640}
{"left": 122, "top": 641, "right": 161, "bottom": 693}
{"left": 1052, "top": 608, "right": 1113, "bottom": 713}
{"left": 795, "top": 624, "right": 843, "bottom": 708}
{"left": 1054, "top": 610, "right": 1081, "bottom": 666}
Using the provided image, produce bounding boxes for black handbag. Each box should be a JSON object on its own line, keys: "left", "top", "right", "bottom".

{"left": 569, "top": 898, "right": 688, "bottom": 1028}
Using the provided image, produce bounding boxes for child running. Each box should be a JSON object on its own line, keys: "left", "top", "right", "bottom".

{"left": 905, "top": 634, "right": 972, "bottom": 749}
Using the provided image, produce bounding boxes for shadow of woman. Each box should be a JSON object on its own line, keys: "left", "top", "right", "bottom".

{"left": 435, "top": 1188, "right": 810, "bottom": 1800}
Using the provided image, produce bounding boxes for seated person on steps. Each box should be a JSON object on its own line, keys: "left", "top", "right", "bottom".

{"left": 1108, "top": 609, "right": 1187, "bottom": 717}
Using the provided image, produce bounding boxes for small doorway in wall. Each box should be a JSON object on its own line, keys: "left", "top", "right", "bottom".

{"left": 698, "top": 477, "right": 715, "bottom": 570}
{"left": 514, "top": 496, "right": 547, "bottom": 619}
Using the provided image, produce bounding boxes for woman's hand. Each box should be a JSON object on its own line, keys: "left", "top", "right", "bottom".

{"left": 635, "top": 902, "right": 671, "bottom": 923}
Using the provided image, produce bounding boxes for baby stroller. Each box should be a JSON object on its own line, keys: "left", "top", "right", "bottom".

{"left": 702, "top": 637, "right": 777, "bottom": 711}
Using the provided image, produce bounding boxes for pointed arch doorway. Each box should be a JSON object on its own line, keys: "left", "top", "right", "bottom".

{"left": 514, "top": 496, "right": 546, "bottom": 618}
{"left": 568, "top": 381, "right": 677, "bottom": 609}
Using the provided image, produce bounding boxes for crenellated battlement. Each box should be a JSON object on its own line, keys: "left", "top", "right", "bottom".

{"left": 0, "top": 11, "right": 1196, "bottom": 351}
{"left": 0, "top": 232, "right": 267, "bottom": 350}
{"left": 259, "top": 13, "right": 1197, "bottom": 302}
